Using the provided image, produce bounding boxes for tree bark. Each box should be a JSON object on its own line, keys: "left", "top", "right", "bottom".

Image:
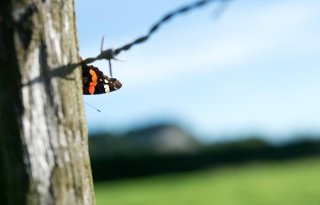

{"left": 0, "top": 0, "right": 95, "bottom": 204}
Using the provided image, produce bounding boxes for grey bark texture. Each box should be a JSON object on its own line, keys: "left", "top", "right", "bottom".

{"left": 0, "top": 0, "right": 95, "bottom": 204}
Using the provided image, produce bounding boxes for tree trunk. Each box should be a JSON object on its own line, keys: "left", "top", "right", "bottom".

{"left": 0, "top": 0, "right": 95, "bottom": 204}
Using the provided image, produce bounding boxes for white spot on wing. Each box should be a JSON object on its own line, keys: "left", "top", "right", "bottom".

{"left": 104, "top": 84, "right": 110, "bottom": 93}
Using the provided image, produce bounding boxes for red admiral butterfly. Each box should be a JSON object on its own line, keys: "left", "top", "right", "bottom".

{"left": 81, "top": 60, "right": 122, "bottom": 95}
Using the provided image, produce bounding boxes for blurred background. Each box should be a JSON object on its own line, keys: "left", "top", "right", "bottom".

{"left": 77, "top": 0, "right": 320, "bottom": 204}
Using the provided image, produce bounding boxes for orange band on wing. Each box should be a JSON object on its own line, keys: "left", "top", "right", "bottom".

{"left": 89, "top": 69, "right": 98, "bottom": 94}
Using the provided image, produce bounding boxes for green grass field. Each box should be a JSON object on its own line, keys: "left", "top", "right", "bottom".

{"left": 95, "top": 157, "right": 320, "bottom": 205}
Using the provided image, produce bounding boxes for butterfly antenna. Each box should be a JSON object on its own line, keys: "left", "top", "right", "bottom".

{"left": 85, "top": 102, "right": 101, "bottom": 112}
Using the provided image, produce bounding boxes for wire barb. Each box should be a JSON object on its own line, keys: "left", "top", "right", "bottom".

{"left": 108, "top": 59, "right": 113, "bottom": 77}
{"left": 101, "top": 36, "right": 105, "bottom": 53}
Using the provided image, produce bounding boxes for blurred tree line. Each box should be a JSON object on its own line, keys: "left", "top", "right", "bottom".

{"left": 89, "top": 123, "right": 320, "bottom": 181}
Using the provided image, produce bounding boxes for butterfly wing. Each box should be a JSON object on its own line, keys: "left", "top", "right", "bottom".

{"left": 82, "top": 62, "right": 122, "bottom": 95}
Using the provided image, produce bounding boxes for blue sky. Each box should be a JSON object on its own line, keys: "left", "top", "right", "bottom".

{"left": 76, "top": 0, "right": 320, "bottom": 143}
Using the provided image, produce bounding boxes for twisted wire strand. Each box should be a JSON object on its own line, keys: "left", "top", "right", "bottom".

{"left": 114, "top": 0, "right": 227, "bottom": 55}
{"left": 83, "top": 0, "right": 229, "bottom": 64}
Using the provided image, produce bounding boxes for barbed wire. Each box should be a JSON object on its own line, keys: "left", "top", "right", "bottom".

{"left": 82, "top": 0, "right": 231, "bottom": 65}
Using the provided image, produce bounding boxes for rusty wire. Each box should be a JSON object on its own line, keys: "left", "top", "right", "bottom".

{"left": 82, "top": 0, "right": 231, "bottom": 65}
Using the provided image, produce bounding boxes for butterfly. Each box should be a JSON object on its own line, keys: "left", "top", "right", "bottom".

{"left": 81, "top": 60, "right": 122, "bottom": 95}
